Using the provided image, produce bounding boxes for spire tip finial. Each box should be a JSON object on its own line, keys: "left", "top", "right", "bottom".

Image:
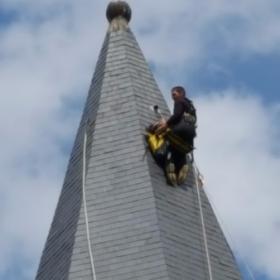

{"left": 106, "top": 1, "right": 132, "bottom": 23}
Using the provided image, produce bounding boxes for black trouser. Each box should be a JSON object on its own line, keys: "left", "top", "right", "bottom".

{"left": 167, "top": 145, "right": 186, "bottom": 171}
{"left": 167, "top": 120, "right": 196, "bottom": 171}
{"left": 172, "top": 119, "right": 196, "bottom": 146}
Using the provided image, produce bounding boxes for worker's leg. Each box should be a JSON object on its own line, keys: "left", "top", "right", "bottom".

{"left": 166, "top": 145, "right": 188, "bottom": 186}
{"left": 172, "top": 122, "right": 196, "bottom": 147}
{"left": 170, "top": 146, "right": 186, "bottom": 171}
{"left": 164, "top": 144, "right": 178, "bottom": 186}
{"left": 165, "top": 122, "right": 195, "bottom": 186}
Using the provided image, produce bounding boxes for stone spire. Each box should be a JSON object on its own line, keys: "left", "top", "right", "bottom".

{"left": 36, "top": 2, "right": 242, "bottom": 279}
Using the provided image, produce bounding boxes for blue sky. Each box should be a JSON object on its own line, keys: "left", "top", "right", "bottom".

{"left": 188, "top": 53, "right": 280, "bottom": 102}
{"left": 0, "top": 0, "right": 279, "bottom": 279}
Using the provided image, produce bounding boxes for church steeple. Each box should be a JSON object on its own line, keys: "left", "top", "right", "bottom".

{"left": 36, "top": 2, "right": 242, "bottom": 279}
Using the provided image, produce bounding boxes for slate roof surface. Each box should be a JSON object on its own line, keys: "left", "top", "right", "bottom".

{"left": 36, "top": 15, "right": 242, "bottom": 280}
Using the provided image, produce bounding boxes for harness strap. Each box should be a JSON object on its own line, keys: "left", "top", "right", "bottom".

{"left": 165, "top": 130, "right": 194, "bottom": 154}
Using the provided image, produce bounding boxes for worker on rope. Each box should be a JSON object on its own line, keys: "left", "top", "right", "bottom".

{"left": 147, "top": 86, "right": 197, "bottom": 186}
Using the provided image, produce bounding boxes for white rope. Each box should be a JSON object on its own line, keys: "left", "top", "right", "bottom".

{"left": 193, "top": 163, "right": 257, "bottom": 280}
{"left": 193, "top": 163, "right": 213, "bottom": 280}
{"left": 82, "top": 128, "right": 97, "bottom": 280}
{"left": 204, "top": 186, "right": 257, "bottom": 280}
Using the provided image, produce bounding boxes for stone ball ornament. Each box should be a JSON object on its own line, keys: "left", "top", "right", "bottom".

{"left": 106, "top": 1, "right": 132, "bottom": 23}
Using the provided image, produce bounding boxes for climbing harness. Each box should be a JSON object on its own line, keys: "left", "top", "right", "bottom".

{"left": 193, "top": 162, "right": 213, "bottom": 280}
{"left": 82, "top": 124, "right": 97, "bottom": 280}
{"left": 147, "top": 104, "right": 195, "bottom": 154}
{"left": 165, "top": 129, "right": 194, "bottom": 154}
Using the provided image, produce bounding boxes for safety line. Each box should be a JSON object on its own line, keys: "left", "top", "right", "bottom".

{"left": 82, "top": 128, "right": 97, "bottom": 280}
{"left": 204, "top": 183, "right": 257, "bottom": 280}
{"left": 193, "top": 163, "right": 213, "bottom": 280}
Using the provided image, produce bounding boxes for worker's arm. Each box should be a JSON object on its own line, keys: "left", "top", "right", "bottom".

{"left": 167, "top": 101, "right": 185, "bottom": 126}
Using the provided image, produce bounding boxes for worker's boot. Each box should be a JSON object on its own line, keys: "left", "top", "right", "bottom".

{"left": 165, "top": 162, "right": 177, "bottom": 187}
{"left": 177, "top": 164, "right": 189, "bottom": 185}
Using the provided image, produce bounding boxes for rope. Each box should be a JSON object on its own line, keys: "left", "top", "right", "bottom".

{"left": 204, "top": 184, "right": 257, "bottom": 280}
{"left": 193, "top": 163, "right": 213, "bottom": 280}
{"left": 82, "top": 128, "right": 97, "bottom": 280}
{"left": 193, "top": 162, "right": 257, "bottom": 280}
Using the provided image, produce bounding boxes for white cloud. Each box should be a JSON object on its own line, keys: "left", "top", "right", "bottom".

{"left": 0, "top": 175, "right": 59, "bottom": 277}
{"left": 195, "top": 91, "right": 280, "bottom": 279}
{"left": 128, "top": 0, "right": 280, "bottom": 69}
{"left": 0, "top": 0, "right": 279, "bottom": 279}
{"left": 0, "top": 1, "right": 106, "bottom": 277}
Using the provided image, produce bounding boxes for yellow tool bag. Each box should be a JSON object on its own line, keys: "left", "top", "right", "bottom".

{"left": 146, "top": 132, "right": 165, "bottom": 154}
{"left": 145, "top": 129, "right": 168, "bottom": 168}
